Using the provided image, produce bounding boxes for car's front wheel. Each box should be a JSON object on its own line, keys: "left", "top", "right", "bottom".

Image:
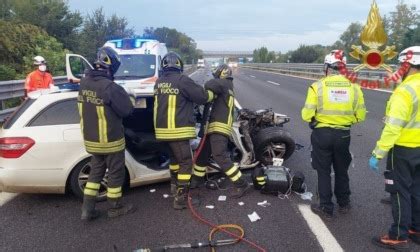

{"left": 69, "top": 158, "right": 108, "bottom": 202}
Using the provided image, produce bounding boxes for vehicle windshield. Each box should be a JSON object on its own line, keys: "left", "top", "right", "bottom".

{"left": 114, "top": 54, "right": 156, "bottom": 80}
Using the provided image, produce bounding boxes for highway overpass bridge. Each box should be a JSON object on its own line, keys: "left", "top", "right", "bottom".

{"left": 202, "top": 51, "right": 253, "bottom": 58}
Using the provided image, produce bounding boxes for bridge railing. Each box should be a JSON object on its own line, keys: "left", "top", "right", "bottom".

{"left": 0, "top": 65, "right": 194, "bottom": 122}
{"left": 240, "top": 63, "right": 398, "bottom": 88}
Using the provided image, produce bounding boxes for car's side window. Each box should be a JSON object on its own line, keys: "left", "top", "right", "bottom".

{"left": 28, "top": 99, "right": 80, "bottom": 127}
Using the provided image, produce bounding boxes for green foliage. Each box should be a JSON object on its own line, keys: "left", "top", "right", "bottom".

{"left": 0, "top": 20, "right": 68, "bottom": 78}
{"left": 77, "top": 8, "right": 134, "bottom": 62}
{"left": 388, "top": 0, "right": 419, "bottom": 52}
{"left": 290, "top": 45, "right": 325, "bottom": 63}
{"left": 402, "top": 22, "right": 420, "bottom": 49}
{"left": 0, "top": 65, "right": 16, "bottom": 81}
{"left": 143, "top": 27, "right": 202, "bottom": 64}
{"left": 252, "top": 47, "right": 277, "bottom": 63}
{"left": 3, "top": 0, "right": 83, "bottom": 51}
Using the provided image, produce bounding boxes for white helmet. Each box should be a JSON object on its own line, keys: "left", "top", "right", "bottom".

{"left": 324, "top": 50, "right": 347, "bottom": 65}
{"left": 33, "top": 55, "right": 46, "bottom": 65}
{"left": 398, "top": 46, "right": 420, "bottom": 66}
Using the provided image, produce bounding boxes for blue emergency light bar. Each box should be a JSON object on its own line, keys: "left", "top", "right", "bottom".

{"left": 107, "top": 38, "right": 156, "bottom": 49}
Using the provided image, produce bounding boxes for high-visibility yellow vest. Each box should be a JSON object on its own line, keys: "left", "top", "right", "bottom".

{"left": 373, "top": 73, "right": 420, "bottom": 159}
{"left": 301, "top": 75, "right": 366, "bottom": 129}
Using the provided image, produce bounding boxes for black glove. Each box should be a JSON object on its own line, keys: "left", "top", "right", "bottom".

{"left": 309, "top": 117, "right": 318, "bottom": 130}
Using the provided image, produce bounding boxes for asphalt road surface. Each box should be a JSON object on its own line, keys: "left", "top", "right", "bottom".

{"left": 1, "top": 67, "right": 415, "bottom": 252}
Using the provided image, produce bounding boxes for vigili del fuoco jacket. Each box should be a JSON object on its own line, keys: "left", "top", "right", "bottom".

{"left": 154, "top": 71, "right": 214, "bottom": 141}
{"left": 204, "top": 78, "right": 235, "bottom": 136}
{"left": 78, "top": 69, "right": 133, "bottom": 154}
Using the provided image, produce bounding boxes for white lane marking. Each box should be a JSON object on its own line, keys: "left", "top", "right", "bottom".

{"left": 298, "top": 204, "right": 344, "bottom": 252}
{"left": 267, "top": 80, "right": 280, "bottom": 86}
{"left": 0, "top": 192, "right": 18, "bottom": 207}
{"left": 244, "top": 68, "right": 393, "bottom": 93}
{"left": 250, "top": 75, "right": 256, "bottom": 78}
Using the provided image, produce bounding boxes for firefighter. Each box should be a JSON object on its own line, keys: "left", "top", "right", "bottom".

{"left": 78, "top": 47, "right": 135, "bottom": 220}
{"left": 301, "top": 50, "right": 366, "bottom": 218}
{"left": 190, "top": 64, "right": 251, "bottom": 198}
{"left": 154, "top": 52, "right": 214, "bottom": 210}
{"left": 370, "top": 46, "right": 420, "bottom": 250}
{"left": 24, "top": 56, "right": 54, "bottom": 96}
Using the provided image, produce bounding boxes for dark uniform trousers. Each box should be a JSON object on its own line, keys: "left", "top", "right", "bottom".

{"left": 311, "top": 127, "right": 352, "bottom": 212}
{"left": 386, "top": 146, "right": 420, "bottom": 240}
{"left": 168, "top": 140, "right": 193, "bottom": 185}
{"left": 196, "top": 134, "right": 235, "bottom": 176}
{"left": 88, "top": 151, "right": 126, "bottom": 189}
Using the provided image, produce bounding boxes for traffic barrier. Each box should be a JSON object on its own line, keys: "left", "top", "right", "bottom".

{"left": 240, "top": 63, "right": 398, "bottom": 90}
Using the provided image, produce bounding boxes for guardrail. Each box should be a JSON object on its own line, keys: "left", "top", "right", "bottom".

{"left": 240, "top": 63, "right": 397, "bottom": 88}
{"left": 0, "top": 65, "right": 195, "bottom": 122}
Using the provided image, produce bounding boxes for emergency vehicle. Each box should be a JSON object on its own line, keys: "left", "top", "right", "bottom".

{"left": 66, "top": 38, "right": 168, "bottom": 97}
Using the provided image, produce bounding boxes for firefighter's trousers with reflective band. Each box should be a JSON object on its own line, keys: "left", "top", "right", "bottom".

{"left": 311, "top": 128, "right": 352, "bottom": 212}
{"left": 84, "top": 151, "right": 125, "bottom": 199}
{"left": 168, "top": 141, "right": 193, "bottom": 185}
{"left": 386, "top": 146, "right": 420, "bottom": 240}
{"left": 195, "top": 134, "right": 242, "bottom": 182}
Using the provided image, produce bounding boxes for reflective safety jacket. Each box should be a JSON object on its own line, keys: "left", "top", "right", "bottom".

{"left": 154, "top": 71, "right": 214, "bottom": 141}
{"left": 204, "top": 78, "right": 235, "bottom": 136}
{"left": 24, "top": 70, "right": 54, "bottom": 93}
{"left": 373, "top": 73, "right": 420, "bottom": 159}
{"left": 301, "top": 75, "right": 366, "bottom": 129}
{"left": 78, "top": 69, "right": 133, "bottom": 154}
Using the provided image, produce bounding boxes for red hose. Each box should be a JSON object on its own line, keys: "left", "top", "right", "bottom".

{"left": 190, "top": 133, "right": 266, "bottom": 252}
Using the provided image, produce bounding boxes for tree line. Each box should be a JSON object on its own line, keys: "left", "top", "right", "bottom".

{"left": 0, "top": 0, "right": 202, "bottom": 80}
{"left": 252, "top": 1, "right": 420, "bottom": 63}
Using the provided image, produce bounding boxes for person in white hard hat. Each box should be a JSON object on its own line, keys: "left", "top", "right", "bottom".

{"left": 24, "top": 55, "right": 54, "bottom": 96}
{"left": 301, "top": 49, "right": 366, "bottom": 219}
{"left": 370, "top": 46, "right": 420, "bottom": 250}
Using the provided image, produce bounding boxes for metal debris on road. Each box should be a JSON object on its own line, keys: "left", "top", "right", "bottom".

{"left": 150, "top": 189, "right": 156, "bottom": 193}
{"left": 248, "top": 211, "right": 261, "bottom": 222}
{"left": 238, "top": 202, "right": 245, "bottom": 206}
{"left": 163, "top": 194, "right": 169, "bottom": 198}
{"left": 205, "top": 205, "right": 215, "bottom": 209}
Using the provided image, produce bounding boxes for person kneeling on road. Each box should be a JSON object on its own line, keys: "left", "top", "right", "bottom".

{"left": 154, "top": 52, "right": 214, "bottom": 210}
{"left": 301, "top": 50, "right": 366, "bottom": 219}
{"left": 191, "top": 64, "right": 251, "bottom": 198}
{"left": 79, "top": 47, "right": 135, "bottom": 221}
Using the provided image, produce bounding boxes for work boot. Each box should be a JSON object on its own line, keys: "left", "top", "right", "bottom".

{"left": 230, "top": 177, "right": 251, "bottom": 199}
{"left": 409, "top": 229, "right": 420, "bottom": 245}
{"left": 338, "top": 204, "right": 351, "bottom": 214}
{"left": 190, "top": 175, "right": 205, "bottom": 189}
{"left": 310, "top": 203, "right": 334, "bottom": 219}
{"left": 380, "top": 196, "right": 392, "bottom": 205}
{"left": 371, "top": 235, "right": 409, "bottom": 251}
{"left": 107, "top": 199, "right": 136, "bottom": 218}
{"left": 81, "top": 195, "right": 100, "bottom": 221}
{"left": 173, "top": 184, "right": 201, "bottom": 210}
{"left": 170, "top": 174, "right": 177, "bottom": 196}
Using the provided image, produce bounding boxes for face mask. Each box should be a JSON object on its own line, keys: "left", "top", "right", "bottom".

{"left": 38, "top": 65, "right": 47, "bottom": 72}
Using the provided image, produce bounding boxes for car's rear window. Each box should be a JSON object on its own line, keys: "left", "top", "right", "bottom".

{"left": 2, "top": 99, "right": 36, "bottom": 129}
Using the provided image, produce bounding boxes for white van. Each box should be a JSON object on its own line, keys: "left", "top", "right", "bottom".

{"left": 197, "top": 59, "right": 205, "bottom": 68}
{"left": 66, "top": 38, "right": 168, "bottom": 97}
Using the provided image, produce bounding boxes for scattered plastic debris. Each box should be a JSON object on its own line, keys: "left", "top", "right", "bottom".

{"left": 238, "top": 202, "right": 245, "bottom": 206}
{"left": 218, "top": 195, "right": 227, "bottom": 201}
{"left": 247, "top": 211, "right": 261, "bottom": 222}
{"left": 257, "top": 200, "right": 271, "bottom": 207}
{"left": 206, "top": 205, "right": 215, "bottom": 209}
{"left": 163, "top": 194, "right": 169, "bottom": 198}
{"left": 150, "top": 189, "right": 156, "bottom": 193}
{"left": 299, "top": 192, "right": 313, "bottom": 201}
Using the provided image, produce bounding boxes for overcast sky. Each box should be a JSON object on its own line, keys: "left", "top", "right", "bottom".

{"left": 68, "top": 0, "right": 419, "bottom": 52}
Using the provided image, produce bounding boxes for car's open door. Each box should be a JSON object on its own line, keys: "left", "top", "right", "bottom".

{"left": 65, "top": 54, "right": 93, "bottom": 83}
